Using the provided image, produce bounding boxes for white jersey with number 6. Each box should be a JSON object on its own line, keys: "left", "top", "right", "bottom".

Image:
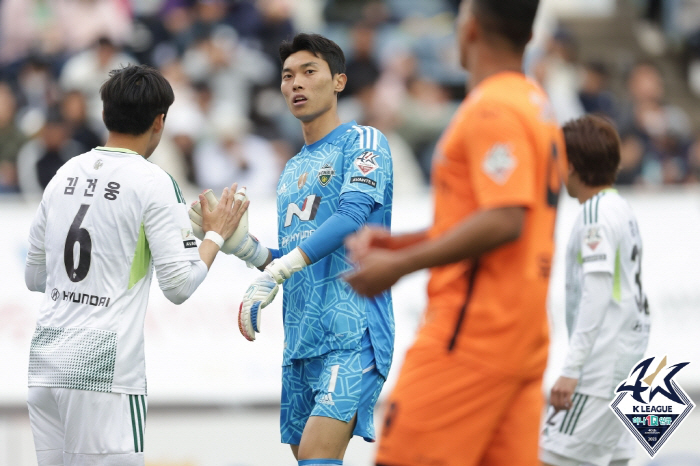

{"left": 27, "top": 146, "right": 200, "bottom": 395}
{"left": 565, "top": 188, "right": 650, "bottom": 398}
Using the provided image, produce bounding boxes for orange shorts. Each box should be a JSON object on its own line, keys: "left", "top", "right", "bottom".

{"left": 376, "top": 339, "right": 544, "bottom": 466}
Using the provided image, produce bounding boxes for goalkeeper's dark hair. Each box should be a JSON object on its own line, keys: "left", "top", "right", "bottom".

{"left": 471, "top": 0, "right": 540, "bottom": 52}
{"left": 279, "top": 33, "right": 346, "bottom": 76}
{"left": 563, "top": 114, "right": 620, "bottom": 187}
{"left": 100, "top": 64, "right": 174, "bottom": 136}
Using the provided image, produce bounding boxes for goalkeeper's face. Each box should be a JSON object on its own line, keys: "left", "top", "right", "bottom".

{"left": 281, "top": 50, "right": 346, "bottom": 123}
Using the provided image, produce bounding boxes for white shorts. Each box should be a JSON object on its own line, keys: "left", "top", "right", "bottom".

{"left": 27, "top": 387, "right": 147, "bottom": 466}
{"left": 540, "top": 393, "right": 635, "bottom": 466}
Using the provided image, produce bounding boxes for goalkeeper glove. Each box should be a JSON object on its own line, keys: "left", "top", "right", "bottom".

{"left": 189, "top": 188, "right": 268, "bottom": 268}
{"left": 238, "top": 248, "right": 308, "bottom": 341}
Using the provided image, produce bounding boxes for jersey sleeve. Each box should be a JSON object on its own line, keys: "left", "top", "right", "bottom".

{"left": 579, "top": 203, "right": 617, "bottom": 275}
{"left": 465, "top": 103, "right": 536, "bottom": 209}
{"left": 340, "top": 126, "right": 392, "bottom": 205}
{"left": 143, "top": 170, "right": 201, "bottom": 266}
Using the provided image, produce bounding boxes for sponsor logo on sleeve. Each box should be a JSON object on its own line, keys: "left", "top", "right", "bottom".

{"left": 354, "top": 151, "right": 380, "bottom": 175}
{"left": 582, "top": 254, "right": 607, "bottom": 263}
{"left": 611, "top": 356, "right": 695, "bottom": 458}
{"left": 318, "top": 164, "right": 335, "bottom": 187}
{"left": 482, "top": 143, "right": 516, "bottom": 184}
{"left": 585, "top": 226, "right": 602, "bottom": 250}
{"left": 350, "top": 176, "right": 376, "bottom": 188}
{"left": 182, "top": 228, "right": 197, "bottom": 248}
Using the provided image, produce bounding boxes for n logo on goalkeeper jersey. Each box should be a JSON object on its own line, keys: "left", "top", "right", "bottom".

{"left": 284, "top": 195, "right": 321, "bottom": 227}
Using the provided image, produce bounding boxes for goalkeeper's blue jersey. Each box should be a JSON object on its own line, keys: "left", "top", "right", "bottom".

{"left": 276, "top": 121, "right": 394, "bottom": 377}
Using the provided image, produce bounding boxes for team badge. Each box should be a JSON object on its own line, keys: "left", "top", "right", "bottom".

{"left": 318, "top": 164, "right": 335, "bottom": 187}
{"left": 354, "top": 151, "right": 379, "bottom": 175}
{"left": 585, "top": 227, "right": 602, "bottom": 250}
{"left": 482, "top": 143, "right": 516, "bottom": 184}
{"left": 298, "top": 172, "right": 308, "bottom": 189}
{"left": 610, "top": 356, "right": 695, "bottom": 458}
{"left": 94, "top": 159, "right": 103, "bottom": 170}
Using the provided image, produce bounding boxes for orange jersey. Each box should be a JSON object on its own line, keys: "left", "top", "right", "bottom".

{"left": 422, "top": 72, "right": 566, "bottom": 377}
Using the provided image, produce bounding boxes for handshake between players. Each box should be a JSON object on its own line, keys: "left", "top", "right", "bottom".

{"left": 189, "top": 186, "right": 307, "bottom": 342}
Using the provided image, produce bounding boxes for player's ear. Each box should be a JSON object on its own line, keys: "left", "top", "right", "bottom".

{"left": 151, "top": 113, "right": 165, "bottom": 134}
{"left": 334, "top": 73, "right": 347, "bottom": 94}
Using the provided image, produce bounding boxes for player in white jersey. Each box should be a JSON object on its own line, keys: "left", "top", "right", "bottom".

{"left": 24, "top": 65, "right": 247, "bottom": 466}
{"left": 540, "top": 115, "right": 650, "bottom": 466}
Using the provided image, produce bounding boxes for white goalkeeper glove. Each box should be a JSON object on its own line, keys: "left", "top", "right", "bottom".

{"left": 238, "top": 248, "right": 308, "bottom": 341}
{"left": 189, "top": 188, "right": 269, "bottom": 268}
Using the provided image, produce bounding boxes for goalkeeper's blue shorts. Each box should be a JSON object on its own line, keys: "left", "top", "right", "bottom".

{"left": 280, "top": 330, "right": 385, "bottom": 445}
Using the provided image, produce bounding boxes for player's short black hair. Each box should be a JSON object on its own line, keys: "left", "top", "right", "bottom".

{"left": 471, "top": 0, "right": 540, "bottom": 51}
{"left": 279, "top": 33, "right": 346, "bottom": 76}
{"left": 100, "top": 64, "right": 174, "bottom": 136}
{"left": 564, "top": 114, "right": 621, "bottom": 186}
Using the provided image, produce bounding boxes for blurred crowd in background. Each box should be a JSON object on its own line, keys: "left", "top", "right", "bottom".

{"left": 2, "top": 0, "right": 700, "bottom": 200}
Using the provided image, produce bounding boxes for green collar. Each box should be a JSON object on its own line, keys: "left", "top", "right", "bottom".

{"left": 95, "top": 146, "right": 140, "bottom": 155}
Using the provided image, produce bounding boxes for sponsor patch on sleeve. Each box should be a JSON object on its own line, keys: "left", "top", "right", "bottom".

{"left": 182, "top": 228, "right": 197, "bottom": 248}
{"left": 354, "top": 151, "right": 380, "bottom": 175}
{"left": 350, "top": 176, "right": 377, "bottom": 188}
{"left": 585, "top": 227, "right": 603, "bottom": 251}
{"left": 482, "top": 143, "right": 516, "bottom": 184}
{"left": 582, "top": 254, "right": 606, "bottom": 263}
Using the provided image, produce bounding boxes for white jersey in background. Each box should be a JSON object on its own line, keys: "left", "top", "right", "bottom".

{"left": 563, "top": 188, "right": 650, "bottom": 398}
{"left": 27, "top": 146, "right": 200, "bottom": 395}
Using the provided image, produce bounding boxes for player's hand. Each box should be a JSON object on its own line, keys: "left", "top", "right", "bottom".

{"left": 345, "top": 226, "right": 392, "bottom": 263}
{"left": 238, "top": 271, "right": 279, "bottom": 341}
{"left": 550, "top": 376, "right": 578, "bottom": 411}
{"left": 344, "top": 248, "right": 404, "bottom": 297}
{"left": 190, "top": 188, "right": 269, "bottom": 267}
{"left": 200, "top": 183, "right": 249, "bottom": 240}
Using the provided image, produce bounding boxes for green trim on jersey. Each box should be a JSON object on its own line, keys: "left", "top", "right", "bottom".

{"left": 95, "top": 146, "right": 140, "bottom": 155}
{"left": 128, "top": 224, "right": 151, "bottom": 289}
{"left": 168, "top": 173, "right": 185, "bottom": 204}
{"left": 576, "top": 250, "right": 583, "bottom": 265}
{"left": 583, "top": 190, "right": 613, "bottom": 224}
{"left": 613, "top": 247, "right": 621, "bottom": 302}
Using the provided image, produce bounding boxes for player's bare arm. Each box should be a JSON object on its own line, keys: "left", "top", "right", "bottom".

{"left": 346, "top": 206, "right": 525, "bottom": 297}
{"left": 346, "top": 227, "right": 428, "bottom": 263}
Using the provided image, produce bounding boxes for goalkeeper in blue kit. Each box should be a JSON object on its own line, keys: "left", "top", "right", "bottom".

{"left": 192, "top": 33, "right": 394, "bottom": 465}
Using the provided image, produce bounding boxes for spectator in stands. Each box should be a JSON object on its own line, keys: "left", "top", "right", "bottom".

{"left": 60, "top": 90, "right": 104, "bottom": 151}
{"left": 396, "top": 76, "right": 457, "bottom": 180}
{"left": 181, "top": 28, "right": 276, "bottom": 121}
{"left": 16, "top": 109, "right": 84, "bottom": 196}
{"left": 618, "top": 61, "right": 693, "bottom": 185}
{"left": 578, "top": 61, "right": 617, "bottom": 120}
{"left": 532, "top": 27, "right": 584, "bottom": 124}
{"left": 343, "top": 22, "right": 381, "bottom": 98}
{"left": 0, "top": 81, "right": 27, "bottom": 193}
{"left": 192, "top": 112, "right": 280, "bottom": 198}
{"left": 60, "top": 37, "right": 138, "bottom": 123}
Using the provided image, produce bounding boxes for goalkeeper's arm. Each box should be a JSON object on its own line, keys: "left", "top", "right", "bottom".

{"left": 267, "top": 191, "right": 375, "bottom": 280}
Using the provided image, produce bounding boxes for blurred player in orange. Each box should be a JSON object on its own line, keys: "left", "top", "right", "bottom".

{"left": 344, "top": 0, "right": 567, "bottom": 465}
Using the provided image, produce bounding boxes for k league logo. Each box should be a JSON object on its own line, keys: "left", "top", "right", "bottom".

{"left": 610, "top": 356, "right": 695, "bottom": 457}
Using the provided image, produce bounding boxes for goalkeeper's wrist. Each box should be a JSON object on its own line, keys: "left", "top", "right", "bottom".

{"left": 265, "top": 248, "right": 308, "bottom": 284}
{"left": 232, "top": 233, "right": 269, "bottom": 268}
